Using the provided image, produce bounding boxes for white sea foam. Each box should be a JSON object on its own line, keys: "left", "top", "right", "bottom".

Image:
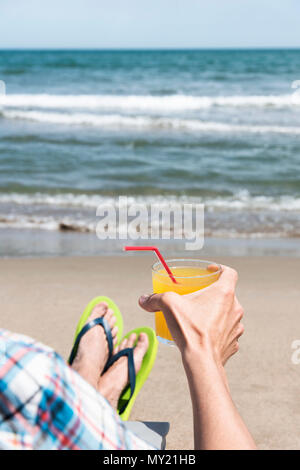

{"left": 0, "top": 212, "right": 298, "bottom": 238}
{"left": 0, "top": 214, "right": 59, "bottom": 231}
{"left": 0, "top": 213, "right": 95, "bottom": 232}
{"left": 1, "top": 93, "right": 300, "bottom": 112}
{"left": 1, "top": 191, "right": 300, "bottom": 212}
{"left": 1, "top": 190, "right": 300, "bottom": 237}
{"left": 2, "top": 109, "right": 300, "bottom": 135}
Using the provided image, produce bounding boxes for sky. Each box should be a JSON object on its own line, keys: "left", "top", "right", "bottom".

{"left": 0, "top": 0, "right": 300, "bottom": 49}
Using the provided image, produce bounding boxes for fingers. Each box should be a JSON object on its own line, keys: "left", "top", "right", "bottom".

{"left": 231, "top": 298, "right": 244, "bottom": 334}
{"left": 226, "top": 302, "right": 245, "bottom": 351}
{"left": 139, "top": 291, "right": 179, "bottom": 312}
{"left": 225, "top": 297, "right": 244, "bottom": 337}
{"left": 139, "top": 294, "right": 162, "bottom": 312}
{"left": 140, "top": 265, "right": 238, "bottom": 311}
{"left": 207, "top": 264, "right": 221, "bottom": 273}
{"left": 222, "top": 320, "right": 245, "bottom": 365}
{"left": 236, "top": 322, "right": 245, "bottom": 339}
{"left": 206, "top": 264, "right": 237, "bottom": 289}
{"left": 217, "top": 265, "right": 238, "bottom": 291}
{"left": 186, "top": 264, "right": 238, "bottom": 301}
{"left": 234, "top": 298, "right": 244, "bottom": 323}
{"left": 230, "top": 322, "right": 245, "bottom": 351}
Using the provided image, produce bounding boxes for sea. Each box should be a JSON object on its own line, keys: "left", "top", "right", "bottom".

{"left": 0, "top": 49, "right": 300, "bottom": 257}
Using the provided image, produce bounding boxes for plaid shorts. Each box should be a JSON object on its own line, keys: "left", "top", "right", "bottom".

{"left": 0, "top": 329, "right": 156, "bottom": 450}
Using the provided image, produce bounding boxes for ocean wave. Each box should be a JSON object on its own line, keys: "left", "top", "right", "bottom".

{"left": 1, "top": 191, "right": 300, "bottom": 212}
{"left": 0, "top": 212, "right": 299, "bottom": 238}
{"left": 2, "top": 110, "right": 300, "bottom": 135}
{"left": 0, "top": 214, "right": 95, "bottom": 233}
{"left": 1, "top": 93, "right": 300, "bottom": 112}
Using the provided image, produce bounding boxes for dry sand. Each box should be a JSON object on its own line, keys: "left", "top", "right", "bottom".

{"left": 1, "top": 255, "right": 300, "bottom": 450}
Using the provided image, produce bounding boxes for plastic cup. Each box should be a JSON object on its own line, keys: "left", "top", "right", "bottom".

{"left": 152, "top": 259, "right": 221, "bottom": 346}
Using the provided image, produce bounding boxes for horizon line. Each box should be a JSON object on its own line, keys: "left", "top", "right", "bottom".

{"left": 1, "top": 46, "right": 300, "bottom": 52}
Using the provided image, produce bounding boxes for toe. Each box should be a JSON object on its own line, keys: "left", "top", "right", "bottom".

{"left": 127, "top": 333, "right": 137, "bottom": 348}
{"left": 137, "top": 332, "right": 149, "bottom": 350}
{"left": 91, "top": 302, "right": 108, "bottom": 319}
{"left": 104, "top": 308, "right": 113, "bottom": 320}
{"left": 111, "top": 326, "right": 119, "bottom": 345}
{"left": 106, "top": 313, "right": 117, "bottom": 330}
{"left": 133, "top": 333, "right": 149, "bottom": 372}
{"left": 103, "top": 310, "right": 118, "bottom": 340}
{"left": 120, "top": 338, "right": 128, "bottom": 349}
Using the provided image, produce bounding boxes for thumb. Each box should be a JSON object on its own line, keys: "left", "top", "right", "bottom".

{"left": 139, "top": 293, "right": 165, "bottom": 312}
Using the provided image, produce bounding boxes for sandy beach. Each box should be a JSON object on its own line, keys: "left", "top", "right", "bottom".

{"left": 1, "top": 254, "right": 300, "bottom": 449}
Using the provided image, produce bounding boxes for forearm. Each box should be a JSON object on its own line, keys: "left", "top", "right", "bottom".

{"left": 182, "top": 348, "right": 256, "bottom": 450}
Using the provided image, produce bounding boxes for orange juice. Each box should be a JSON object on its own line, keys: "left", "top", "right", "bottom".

{"left": 152, "top": 259, "right": 221, "bottom": 345}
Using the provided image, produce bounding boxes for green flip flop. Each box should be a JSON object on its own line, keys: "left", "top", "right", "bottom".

{"left": 68, "top": 296, "right": 123, "bottom": 367}
{"left": 103, "top": 326, "right": 158, "bottom": 421}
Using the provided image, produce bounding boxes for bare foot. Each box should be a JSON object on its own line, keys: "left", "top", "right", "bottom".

{"left": 98, "top": 332, "right": 149, "bottom": 410}
{"left": 71, "top": 302, "right": 118, "bottom": 389}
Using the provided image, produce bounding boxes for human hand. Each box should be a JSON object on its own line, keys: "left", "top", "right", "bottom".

{"left": 139, "top": 265, "right": 244, "bottom": 366}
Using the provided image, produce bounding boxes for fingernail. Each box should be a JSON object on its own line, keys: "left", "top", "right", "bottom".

{"left": 140, "top": 294, "right": 150, "bottom": 303}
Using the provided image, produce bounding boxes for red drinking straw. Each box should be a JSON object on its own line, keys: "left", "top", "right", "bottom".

{"left": 123, "top": 246, "right": 178, "bottom": 284}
